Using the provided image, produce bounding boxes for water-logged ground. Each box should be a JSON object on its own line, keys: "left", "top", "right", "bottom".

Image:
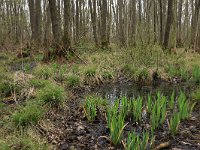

{"left": 54, "top": 81, "right": 200, "bottom": 150}
{"left": 89, "top": 81, "right": 194, "bottom": 103}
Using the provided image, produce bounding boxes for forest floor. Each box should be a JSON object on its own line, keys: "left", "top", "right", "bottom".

{"left": 0, "top": 45, "right": 200, "bottom": 150}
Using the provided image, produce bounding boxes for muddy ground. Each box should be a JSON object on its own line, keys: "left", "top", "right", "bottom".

{"left": 40, "top": 84, "right": 200, "bottom": 150}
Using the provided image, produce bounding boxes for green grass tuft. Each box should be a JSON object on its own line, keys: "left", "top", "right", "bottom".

{"left": 85, "top": 68, "right": 96, "bottom": 77}
{"left": 36, "top": 84, "right": 65, "bottom": 107}
{"left": 192, "top": 88, "right": 200, "bottom": 102}
{"left": 191, "top": 65, "right": 200, "bottom": 83}
{"left": 66, "top": 75, "right": 80, "bottom": 88}
{"left": 102, "top": 71, "right": 113, "bottom": 80}
{"left": 138, "top": 68, "right": 149, "bottom": 80}
{"left": 34, "top": 65, "right": 53, "bottom": 79}
{"left": 12, "top": 101, "right": 44, "bottom": 126}
{"left": 0, "top": 79, "right": 21, "bottom": 97}
{"left": 0, "top": 135, "right": 49, "bottom": 150}
{"left": 29, "top": 79, "right": 51, "bottom": 89}
{"left": 0, "top": 140, "right": 10, "bottom": 150}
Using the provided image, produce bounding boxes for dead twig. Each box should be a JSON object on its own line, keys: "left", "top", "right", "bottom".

{"left": 97, "top": 136, "right": 111, "bottom": 146}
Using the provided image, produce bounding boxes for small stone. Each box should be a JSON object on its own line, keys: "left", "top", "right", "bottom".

{"left": 77, "top": 136, "right": 83, "bottom": 140}
{"left": 145, "top": 123, "right": 151, "bottom": 129}
{"left": 61, "top": 144, "right": 68, "bottom": 150}
{"left": 91, "top": 136, "right": 95, "bottom": 140}
{"left": 77, "top": 129, "right": 86, "bottom": 135}
{"left": 52, "top": 140, "right": 58, "bottom": 144}
{"left": 74, "top": 122, "right": 79, "bottom": 126}
{"left": 189, "top": 125, "right": 196, "bottom": 131}
{"left": 190, "top": 117, "right": 197, "bottom": 121}
{"left": 77, "top": 125, "right": 85, "bottom": 131}
{"left": 69, "top": 146, "right": 75, "bottom": 150}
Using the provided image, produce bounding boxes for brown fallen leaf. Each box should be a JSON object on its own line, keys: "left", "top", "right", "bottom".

{"left": 153, "top": 141, "right": 170, "bottom": 150}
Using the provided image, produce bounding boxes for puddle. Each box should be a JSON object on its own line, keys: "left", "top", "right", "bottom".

{"left": 10, "top": 61, "right": 37, "bottom": 72}
{"left": 89, "top": 81, "right": 194, "bottom": 103}
{"left": 0, "top": 55, "right": 8, "bottom": 61}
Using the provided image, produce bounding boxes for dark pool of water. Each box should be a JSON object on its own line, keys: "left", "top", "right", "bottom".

{"left": 89, "top": 81, "right": 194, "bottom": 103}
{"left": 10, "top": 61, "right": 37, "bottom": 72}
{"left": 0, "top": 55, "right": 8, "bottom": 61}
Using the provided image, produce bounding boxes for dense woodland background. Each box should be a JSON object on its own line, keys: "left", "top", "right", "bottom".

{"left": 0, "top": 0, "right": 200, "bottom": 54}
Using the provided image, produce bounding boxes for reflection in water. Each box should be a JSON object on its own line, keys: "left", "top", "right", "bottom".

{"left": 90, "top": 82, "right": 192, "bottom": 103}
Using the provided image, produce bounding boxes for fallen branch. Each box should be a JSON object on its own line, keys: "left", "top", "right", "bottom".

{"left": 97, "top": 136, "right": 111, "bottom": 144}
{"left": 69, "top": 47, "right": 87, "bottom": 64}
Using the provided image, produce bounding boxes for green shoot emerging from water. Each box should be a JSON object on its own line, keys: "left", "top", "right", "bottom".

{"left": 168, "top": 113, "right": 180, "bottom": 136}
{"left": 83, "top": 97, "right": 97, "bottom": 122}
{"left": 177, "top": 92, "right": 189, "bottom": 120}
{"left": 121, "top": 97, "right": 129, "bottom": 117}
{"left": 107, "top": 100, "right": 119, "bottom": 130}
{"left": 125, "top": 131, "right": 140, "bottom": 150}
{"left": 140, "top": 131, "right": 150, "bottom": 150}
{"left": 147, "top": 94, "right": 152, "bottom": 114}
{"left": 151, "top": 92, "right": 167, "bottom": 134}
{"left": 160, "top": 96, "right": 167, "bottom": 124}
{"left": 125, "top": 131, "right": 150, "bottom": 150}
{"left": 109, "top": 112, "right": 127, "bottom": 146}
{"left": 169, "top": 90, "right": 175, "bottom": 109}
{"left": 132, "top": 97, "right": 143, "bottom": 122}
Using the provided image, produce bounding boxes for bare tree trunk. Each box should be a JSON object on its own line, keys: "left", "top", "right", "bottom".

{"left": 48, "top": 0, "right": 62, "bottom": 59}
{"left": 63, "top": 0, "right": 71, "bottom": 50}
{"left": 118, "top": 0, "right": 125, "bottom": 46}
{"left": 191, "top": 0, "right": 200, "bottom": 48}
{"left": 75, "top": 0, "right": 80, "bottom": 44}
{"left": 177, "top": 0, "right": 183, "bottom": 46}
{"left": 89, "top": 0, "right": 99, "bottom": 47}
{"left": 101, "top": 0, "right": 109, "bottom": 49}
{"left": 28, "top": 0, "right": 36, "bottom": 42}
{"left": 153, "top": 0, "right": 158, "bottom": 43}
{"left": 48, "top": 0, "right": 62, "bottom": 45}
{"left": 35, "top": 0, "right": 42, "bottom": 44}
{"left": 44, "top": 3, "right": 51, "bottom": 48}
{"left": 138, "top": 0, "right": 142, "bottom": 25}
{"left": 159, "top": 0, "right": 163, "bottom": 44}
{"left": 163, "top": 0, "right": 174, "bottom": 49}
{"left": 129, "top": 0, "right": 136, "bottom": 46}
